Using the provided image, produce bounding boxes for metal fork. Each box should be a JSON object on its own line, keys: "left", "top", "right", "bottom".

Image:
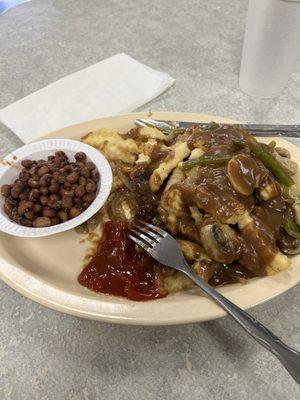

{"left": 135, "top": 118, "right": 300, "bottom": 137}
{"left": 129, "top": 220, "right": 300, "bottom": 384}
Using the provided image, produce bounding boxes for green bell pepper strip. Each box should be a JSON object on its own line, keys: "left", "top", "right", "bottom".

{"left": 268, "top": 140, "right": 276, "bottom": 149}
{"left": 182, "top": 154, "right": 232, "bottom": 170}
{"left": 251, "top": 144, "right": 294, "bottom": 187}
{"left": 206, "top": 122, "right": 220, "bottom": 131}
{"left": 283, "top": 218, "right": 300, "bottom": 239}
{"left": 232, "top": 138, "right": 247, "bottom": 147}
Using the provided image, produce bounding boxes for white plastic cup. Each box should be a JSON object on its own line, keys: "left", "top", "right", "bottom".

{"left": 239, "top": 0, "right": 300, "bottom": 98}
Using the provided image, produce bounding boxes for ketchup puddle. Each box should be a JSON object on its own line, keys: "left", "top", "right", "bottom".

{"left": 78, "top": 221, "right": 166, "bottom": 301}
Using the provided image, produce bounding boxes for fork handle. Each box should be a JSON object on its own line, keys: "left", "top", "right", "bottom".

{"left": 184, "top": 268, "right": 300, "bottom": 384}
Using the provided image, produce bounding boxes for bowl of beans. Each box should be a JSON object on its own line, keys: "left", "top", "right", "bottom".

{"left": 0, "top": 139, "right": 112, "bottom": 237}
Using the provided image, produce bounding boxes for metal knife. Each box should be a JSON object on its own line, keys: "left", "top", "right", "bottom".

{"left": 135, "top": 118, "right": 300, "bottom": 138}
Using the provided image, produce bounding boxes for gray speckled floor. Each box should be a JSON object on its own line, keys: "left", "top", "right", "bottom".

{"left": 0, "top": 1, "right": 300, "bottom": 399}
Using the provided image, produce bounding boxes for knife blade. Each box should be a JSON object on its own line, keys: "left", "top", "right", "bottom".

{"left": 135, "top": 118, "right": 300, "bottom": 137}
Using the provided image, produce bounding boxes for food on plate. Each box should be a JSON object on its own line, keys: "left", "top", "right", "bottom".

{"left": 78, "top": 122, "right": 300, "bottom": 301}
{"left": 1, "top": 151, "right": 99, "bottom": 227}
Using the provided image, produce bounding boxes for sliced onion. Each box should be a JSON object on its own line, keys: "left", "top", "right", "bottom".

{"left": 107, "top": 189, "right": 138, "bottom": 222}
{"left": 115, "top": 166, "right": 135, "bottom": 191}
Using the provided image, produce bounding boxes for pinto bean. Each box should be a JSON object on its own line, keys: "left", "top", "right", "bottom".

{"left": 69, "top": 207, "right": 81, "bottom": 218}
{"left": 1, "top": 184, "right": 11, "bottom": 198}
{"left": 58, "top": 211, "right": 69, "bottom": 222}
{"left": 33, "top": 217, "right": 51, "bottom": 227}
{"left": 21, "top": 159, "right": 33, "bottom": 168}
{"left": 75, "top": 152, "right": 87, "bottom": 162}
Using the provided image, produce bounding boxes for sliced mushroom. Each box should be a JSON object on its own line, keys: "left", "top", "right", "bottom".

{"left": 287, "top": 185, "right": 299, "bottom": 200}
{"left": 227, "top": 154, "right": 261, "bottom": 196}
{"left": 274, "top": 152, "right": 297, "bottom": 175}
{"left": 200, "top": 220, "right": 240, "bottom": 263}
{"left": 257, "top": 176, "right": 280, "bottom": 201}
{"left": 293, "top": 200, "right": 300, "bottom": 226}
{"left": 277, "top": 234, "right": 300, "bottom": 255}
{"left": 275, "top": 147, "right": 290, "bottom": 158}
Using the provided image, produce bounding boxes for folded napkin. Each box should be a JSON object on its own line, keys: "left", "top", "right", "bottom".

{"left": 0, "top": 53, "right": 175, "bottom": 142}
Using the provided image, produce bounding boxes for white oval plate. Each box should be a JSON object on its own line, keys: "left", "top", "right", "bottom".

{"left": 0, "top": 139, "right": 112, "bottom": 237}
{"left": 0, "top": 112, "right": 299, "bottom": 325}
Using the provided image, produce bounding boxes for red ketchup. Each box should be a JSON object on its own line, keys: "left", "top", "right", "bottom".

{"left": 78, "top": 221, "right": 166, "bottom": 301}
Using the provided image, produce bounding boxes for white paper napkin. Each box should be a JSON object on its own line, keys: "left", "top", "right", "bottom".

{"left": 0, "top": 53, "right": 175, "bottom": 143}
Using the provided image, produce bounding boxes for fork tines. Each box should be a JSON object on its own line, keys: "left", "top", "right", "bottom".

{"left": 129, "top": 220, "right": 166, "bottom": 251}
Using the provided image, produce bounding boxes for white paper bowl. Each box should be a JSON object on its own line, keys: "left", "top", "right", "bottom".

{"left": 0, "top": 139, "right": 112, "bottom": 237}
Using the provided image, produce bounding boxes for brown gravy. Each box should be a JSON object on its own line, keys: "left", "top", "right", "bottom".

{"left": 239, "top": 216, "right": 278, "bottom": 275}
{"left": 181, "top": 164, "right": 255, "bottom": 223}
{"left": 253, "top": 196, "right": 288, "bottom": 236}
{"left": 80, "top": 124, "right": 296, "bottom": 296}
